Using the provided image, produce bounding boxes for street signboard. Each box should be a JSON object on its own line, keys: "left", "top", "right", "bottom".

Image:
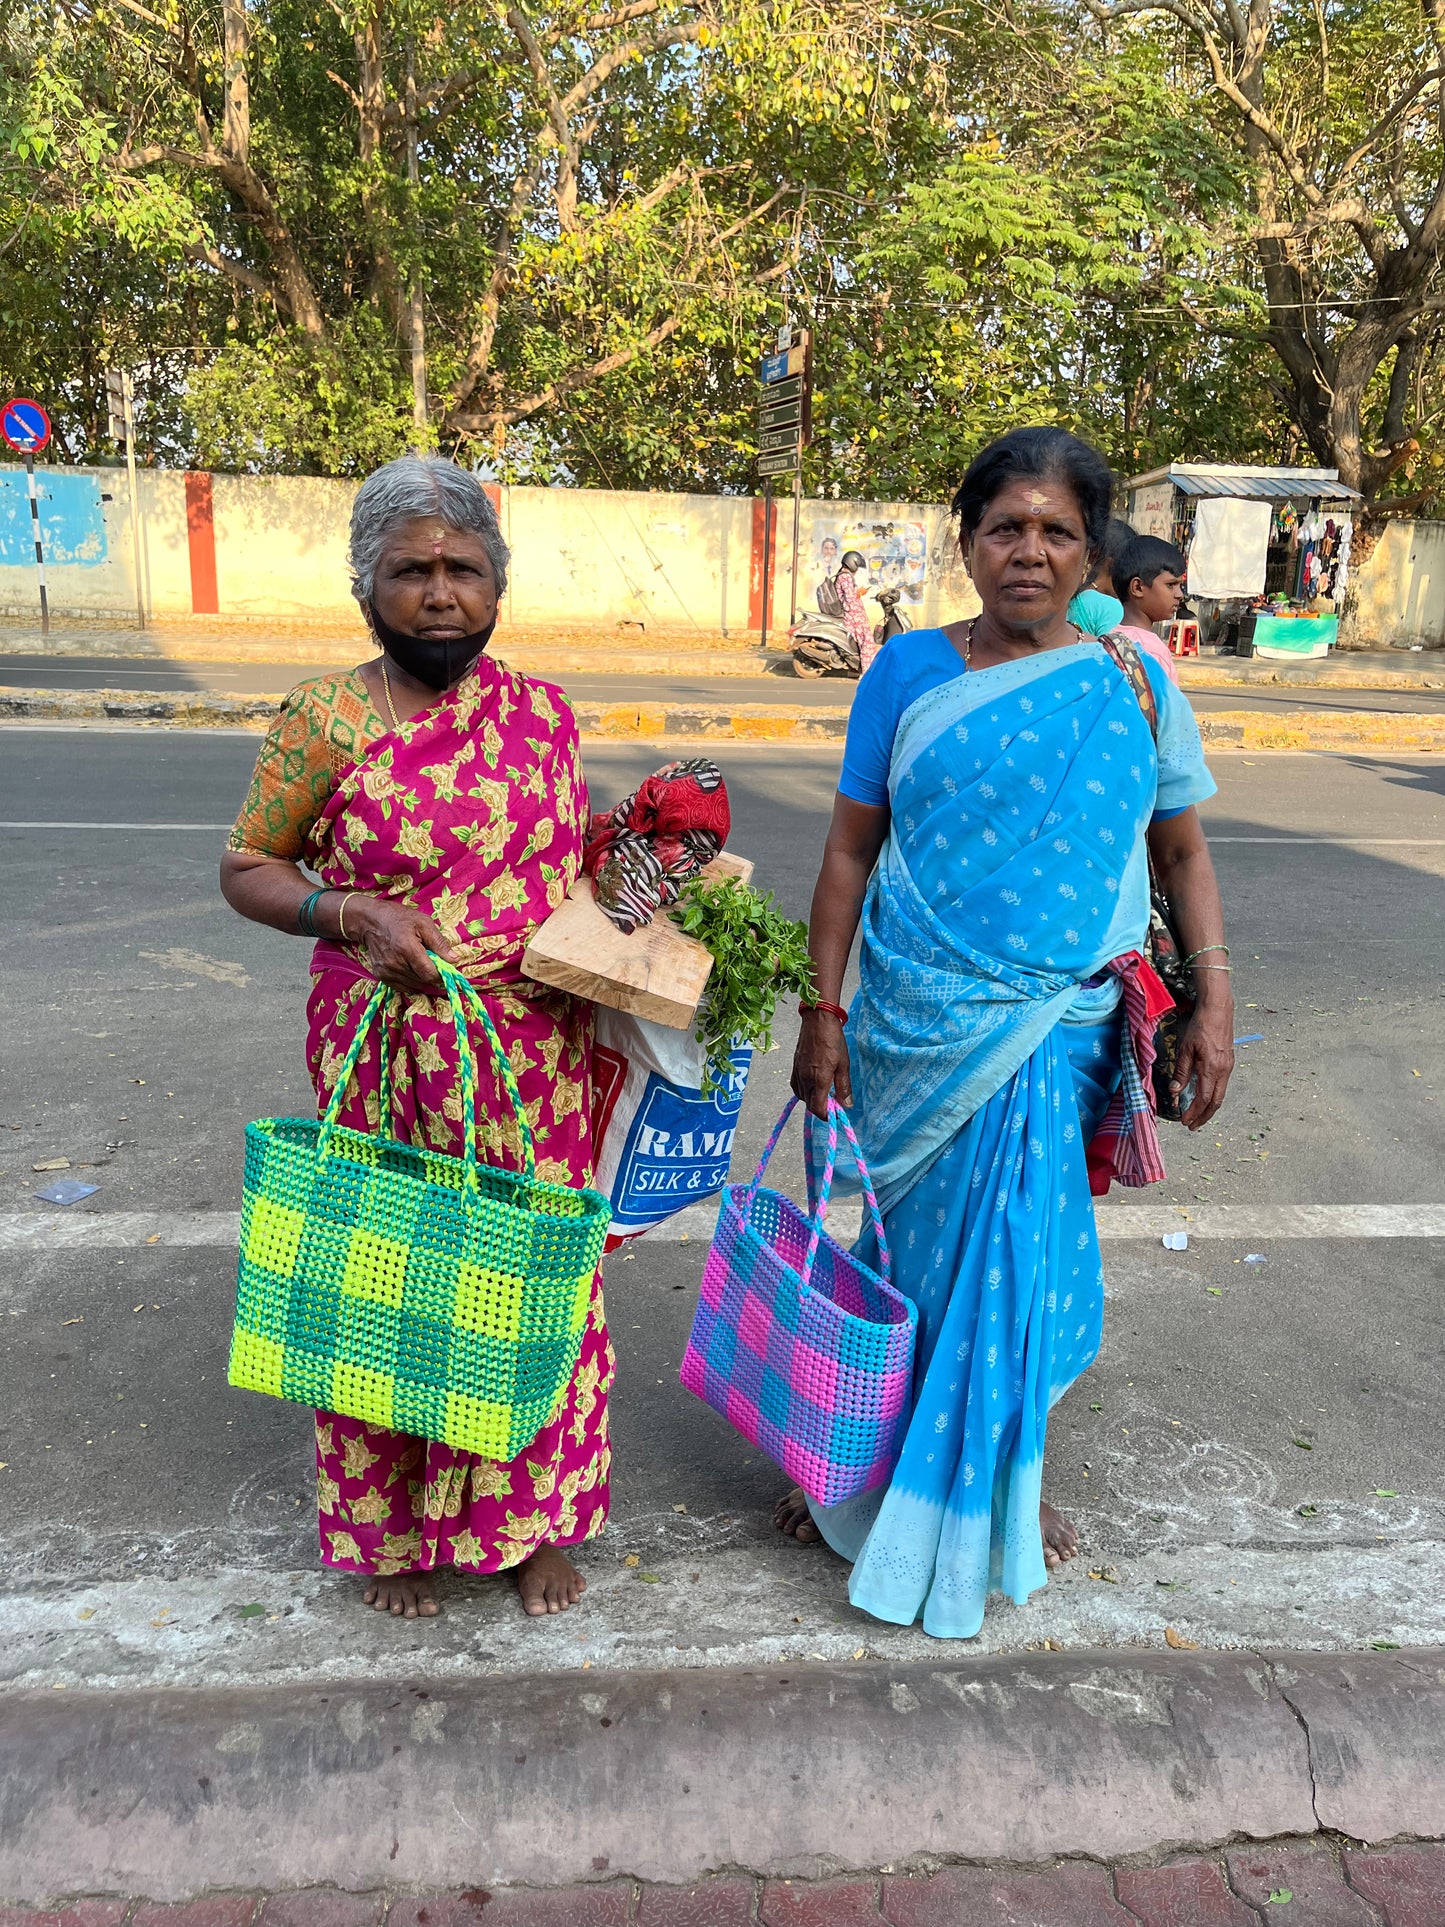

{"left": 758, "top": 424, "right": 802, "bottom": 455}
{"left": 758, "top": 344, "right": 807, "bottom": 384}
{"left": 758, "top": 400, "right": 802, "bottom": 433}
{"left": 3, "top": 398, "right": 52, "bottom": 636}
{"left": 2, "top": 397, "right": 50, "bottom": 454}
{"left": 105, "top": 369, "right": 128, "bottom": 443}
{"left": 756, "top": 448, "right": 802, "bottom": 478}
{"left": 758, "top": 373, "right": 804, "bottom": 407}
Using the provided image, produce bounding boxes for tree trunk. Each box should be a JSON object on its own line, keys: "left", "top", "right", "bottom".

{"left": 222, "top": 0, "right": 250, "bottom": 162}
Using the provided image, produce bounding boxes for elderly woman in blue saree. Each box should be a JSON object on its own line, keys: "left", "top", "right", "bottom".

{"left": 779, "top": 428, "right": 1234, "bottom": 1639}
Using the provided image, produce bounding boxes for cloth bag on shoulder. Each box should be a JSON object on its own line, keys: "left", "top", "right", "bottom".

{"left": 1100, "top": 629, "right": 1196, "bottom": 1122}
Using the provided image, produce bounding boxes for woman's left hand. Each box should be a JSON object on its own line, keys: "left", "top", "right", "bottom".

{"left": 1173, "top": 996, "right": 1235, "bottom": 1130}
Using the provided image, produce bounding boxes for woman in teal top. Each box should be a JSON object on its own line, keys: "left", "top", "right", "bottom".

{"left": 1063, "top": 516, "right": 1136, "bottom": 635}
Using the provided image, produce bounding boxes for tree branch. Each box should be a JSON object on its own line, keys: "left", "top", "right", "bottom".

{"left": 183, "top": 239, "right": 282, "bottom": 302}
{"left": 454, "top": 315, "right": 685, "bottom": 433}
{"left": 1253, "top": 199, "right": 1370, "bottom": 240}
{"left": 507, "top": 1, "right": 582, "bottom": 229}
{"left": 1336, "top": 67, "right": 1445, "bottom": 185}
{"left": 107, "top": 0, "right": 183, "bottom": 39}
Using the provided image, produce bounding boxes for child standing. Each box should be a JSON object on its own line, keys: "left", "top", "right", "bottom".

{"left": 1114, "top": 534, "right": 1187, "bottom": 684}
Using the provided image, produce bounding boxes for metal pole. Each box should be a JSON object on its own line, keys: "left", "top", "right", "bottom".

{"left": 789, "top": 469, "right": 802, "bottom": 626}
{"left": 24, "top": 451, "right": 48, "bottom": 638}
{"left": 122, "top": 374, "right": 146, "bottom": 631}
{"left": 760, "top": 480, "right": 773, "bottom": 647}
{"left": 406, "top": 35, "right": 428, "bottom": 444}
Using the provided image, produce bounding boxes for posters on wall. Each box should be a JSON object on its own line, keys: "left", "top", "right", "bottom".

{"left": 811, "top": 519, "right": 929, "bottom": 607}
{"left": 1131, "top": 482, "right": 1174, "bottom": 540}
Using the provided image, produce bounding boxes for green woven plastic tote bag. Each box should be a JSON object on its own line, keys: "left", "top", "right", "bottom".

{"left": 228, "top": 958, "right": 610, "bottom": 1461}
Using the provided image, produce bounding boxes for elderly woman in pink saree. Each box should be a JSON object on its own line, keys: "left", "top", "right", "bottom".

{"left": 221, "top": 456, "right": 612, "bottom": 1621}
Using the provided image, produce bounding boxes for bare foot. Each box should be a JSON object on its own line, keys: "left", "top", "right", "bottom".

{"left": 515, "top": 1543, "right": 587, "bottom": 1617}
{"left": 362, "top": 1570, "right": 440, "bottom": 1618}
{"left": 774, "top": 1486, "right": 821, "bottom": 1544}
{"left": 1041, "top": 1500, "right": 1080, "bottom": 1569}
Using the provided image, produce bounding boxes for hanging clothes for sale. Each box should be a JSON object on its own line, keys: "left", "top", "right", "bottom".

{"left": 1296, "top": 508, "right": 1325, "bottom": 598}
{"left": 1330, "top": 518, "right": 1353, "bottom": 597}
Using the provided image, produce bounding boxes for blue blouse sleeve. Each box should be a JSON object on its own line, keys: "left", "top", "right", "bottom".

{"left": 1145, "top": 656, "right": 1216, "bottom": 818}
{"left": 838, "top": 646, "right": 911, "bottom": 807}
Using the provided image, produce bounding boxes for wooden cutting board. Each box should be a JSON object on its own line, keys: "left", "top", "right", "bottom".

{"left": 521, "top": 852, "right": 754, "bottom": 1029}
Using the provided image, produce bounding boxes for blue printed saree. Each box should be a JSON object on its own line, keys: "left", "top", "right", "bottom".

{"left": 809, "top": 642, "right": 1158, "bottom": 1638}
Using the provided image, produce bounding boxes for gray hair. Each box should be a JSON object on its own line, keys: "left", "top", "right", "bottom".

{"left": 348, "top": 456, "right": 510, "bottom": 605}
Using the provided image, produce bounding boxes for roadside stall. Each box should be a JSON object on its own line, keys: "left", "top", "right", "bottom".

{"left": 1123, "top": 462, "right": 1361, "bottom": 659}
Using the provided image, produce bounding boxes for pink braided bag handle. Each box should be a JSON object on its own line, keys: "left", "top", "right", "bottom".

{"left": 744, "top": 1095, "right": 890, "bottom": 1289}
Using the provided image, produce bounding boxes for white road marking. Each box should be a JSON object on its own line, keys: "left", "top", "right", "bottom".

{"left": 1208, "top": 836, "right": 1445, "bottom": 844}
{"left": 7, "top": 1202, "right": 1445, "bottom": 1250}
{"left": 7, "top": 825, "right": 1445, "bottom": 842}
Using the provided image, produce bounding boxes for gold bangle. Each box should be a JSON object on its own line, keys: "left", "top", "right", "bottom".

{"left": 337, "top": 891, "right": 358, "bottom": 941}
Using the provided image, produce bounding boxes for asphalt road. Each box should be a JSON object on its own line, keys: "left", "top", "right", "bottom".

{"left": 5, "top": 652, "right": 1445, "bottom": 715}
{"left": 2, "top": 733, "right": 1444, "bottom": 1659}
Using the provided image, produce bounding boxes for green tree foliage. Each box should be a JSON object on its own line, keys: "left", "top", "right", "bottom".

{"left": 5, "top": 0, "right": 1433, "bottom": 497}
{"left": 1082, "top": 0, "right": 1445, "bottom": 499}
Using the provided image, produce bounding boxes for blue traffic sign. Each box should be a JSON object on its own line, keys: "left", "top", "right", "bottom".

{"left": 2, "top": 397, "right": 50, "bottom": 454}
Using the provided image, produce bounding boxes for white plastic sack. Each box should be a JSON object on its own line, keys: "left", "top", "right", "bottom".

{"left": 590, "top": 1006, "right": 752, "bottom": 1243}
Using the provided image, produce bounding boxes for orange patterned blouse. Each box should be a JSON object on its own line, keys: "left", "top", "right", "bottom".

{"left": 227, "top": 671, "right": 387, "bottom": 861}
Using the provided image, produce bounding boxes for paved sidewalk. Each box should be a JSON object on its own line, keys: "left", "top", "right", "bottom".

{"left": 4, "top": 616, "right": 1445, "bottom": 689}
{"left": 3, "top": 1839, "right": 1443, "bottom": 1921}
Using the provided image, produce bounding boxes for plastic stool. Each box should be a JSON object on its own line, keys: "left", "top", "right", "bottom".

{"left": 1165, "top": 620, "right": 1199, "bottom": 658}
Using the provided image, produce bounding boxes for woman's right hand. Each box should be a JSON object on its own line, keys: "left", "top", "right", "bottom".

{"left": 791, "top": 1010, "right": 851, "bottom": 1120}
{"left": 349, "top": 896, "right": 459, "bottom": 994}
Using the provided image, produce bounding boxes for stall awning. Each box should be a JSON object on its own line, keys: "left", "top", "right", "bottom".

{"left": 1124, "top": 462, "right": 1362, "bottom": 502}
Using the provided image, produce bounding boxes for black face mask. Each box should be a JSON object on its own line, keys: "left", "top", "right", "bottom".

{"left": 366, "top": 602, "right": 497, "bottom": 691}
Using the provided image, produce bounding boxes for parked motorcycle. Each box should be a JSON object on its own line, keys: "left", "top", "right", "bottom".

{"left": 789, "top": 570, "right": 913, "bottom": 679}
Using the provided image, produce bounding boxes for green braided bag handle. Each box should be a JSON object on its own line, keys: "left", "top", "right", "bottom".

{"left": 436, "top": 959, "right": 538, "bottom": 1183}
{"left": 313, "top": 958, "right": 537, "bottom": 1188}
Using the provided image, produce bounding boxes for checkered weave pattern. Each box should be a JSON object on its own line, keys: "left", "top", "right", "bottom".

{"left": 680, "top": 1097, "right": 916, "bottom": 1507}
{"left": 229, "top": 960, "right": 609, "bottom": 1461}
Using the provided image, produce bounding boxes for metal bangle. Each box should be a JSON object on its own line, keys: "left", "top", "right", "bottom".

{"left": 1191, "top": 962, "right": 1232, "bottom": 972}
{"left": 337, "top": 891, "right": 359, "bottom": 942}
{"left": 1183, "top": 943, "right": 1230, "bottom": 967}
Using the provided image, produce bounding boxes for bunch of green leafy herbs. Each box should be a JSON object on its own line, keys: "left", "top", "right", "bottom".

{"left": 671, "top": 876, "right": 815, "bottom": 1093}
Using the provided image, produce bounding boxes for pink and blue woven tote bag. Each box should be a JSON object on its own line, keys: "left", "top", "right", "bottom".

{"left": 680, "top": 1095, "right": 916, "bottom": 1507}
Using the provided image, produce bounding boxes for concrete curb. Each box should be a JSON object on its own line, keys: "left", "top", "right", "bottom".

{"left": 5, "top": 686, "right": 1445, "bottom": 750}
{"left": 1195, "top": 709, "right": 1445, "bottom": 751}
{"left": 0, "top": 688, "right": 855, "bottom": 740}
{"left": 1, "top": 1649, "right": 1442, "bottom": 1901}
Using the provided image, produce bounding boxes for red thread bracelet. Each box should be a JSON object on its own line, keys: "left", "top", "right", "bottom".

{"left": 806, "top": 999, "right": 849, "bottom": 1025}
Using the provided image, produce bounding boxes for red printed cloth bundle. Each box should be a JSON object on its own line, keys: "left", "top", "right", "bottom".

{"left": 583, "top": 758, "right": 731, "bottom": 933}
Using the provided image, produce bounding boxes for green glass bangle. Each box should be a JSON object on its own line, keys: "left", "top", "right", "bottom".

{"left": 297, "top": 888, "right": 327, "bottom": 938}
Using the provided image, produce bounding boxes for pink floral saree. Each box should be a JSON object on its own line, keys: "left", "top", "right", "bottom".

{"left": 300, "top": 656, "right": 613, "bottom": 1578}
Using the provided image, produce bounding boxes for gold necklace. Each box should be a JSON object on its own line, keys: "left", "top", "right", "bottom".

{"left": 379, "top": 658, "right": 402, "bottom": 732}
